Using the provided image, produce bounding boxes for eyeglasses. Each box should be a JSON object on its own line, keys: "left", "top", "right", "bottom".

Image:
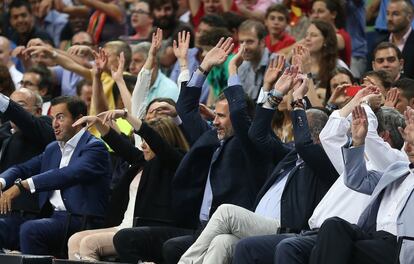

{"left": 374, "top": 56, "right": 398, "bottom": 64}
{"left": 72, "top": 41, "right": 94, "bottom": 47}
{"left": 131, "top": 9, "right": 150, "bottom": 15}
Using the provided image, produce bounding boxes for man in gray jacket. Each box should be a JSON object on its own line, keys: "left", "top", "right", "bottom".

{"left": 309, "top": 105, "right": 414, "bottom": 264}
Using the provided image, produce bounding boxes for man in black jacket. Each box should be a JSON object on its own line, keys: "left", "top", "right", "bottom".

{"left": 177, "top": 66, "right": 338, "bottom": 264}
{"left": 0, "top": 88, "right": 55, "bottom": 251}
{"left": 113, "top": 39, "right": 269, "bottom": 264}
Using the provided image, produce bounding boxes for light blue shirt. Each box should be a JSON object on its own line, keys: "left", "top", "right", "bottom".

{"left": 146, "top": 70, "right": 179, "bottom": 104}
{"left": 375, "top": 0, "right": 414, "bottom": 30}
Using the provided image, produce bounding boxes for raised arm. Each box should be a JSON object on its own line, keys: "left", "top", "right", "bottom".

{"left": 91, "top": 48, "right": 109, "bottom": 114}
{"left": 77, "top": 0, "right": 123, "bottom": 23}
{"left": 176, "top": 37, "right": 234, "bottom": 143}
{"left": 173, "top": 31, "right": 191, "bottom": 87}
{"left": 291, "top": 76, "right": 338, "bottom": 182}
{"left": 342, "top": 105, "right": 382, "bottom": 194}
{"left": 111, "top": 52, "right": 132, "bottom": 112}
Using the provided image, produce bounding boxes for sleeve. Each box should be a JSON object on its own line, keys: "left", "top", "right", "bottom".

{"left": 131, "top": 68, "right": 152, "bottom": 119}
{"left": 102, "top": 128, "right": 143, "bottom": 165}
{"left": 341, "top": 143, "right": 382, "bottom": 195}
{"left": 292, "top": 109, "right": 339, "bottom": 183}
{"left": 31, "top": 141, "right": 110, "bottom": 192}
{"left": 136, "top": 122, "right": 185, "bottom": 168}
{"left": 319, "top": 110, "right": 351, "bottom": 175}
{"left": 248, "top": 105, "right": 292, "bottom": 164}
{"left": 363, "top": 104, "right": 408, "bottom": 170}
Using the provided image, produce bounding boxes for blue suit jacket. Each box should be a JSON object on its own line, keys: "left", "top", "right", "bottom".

{"left": 342, "top": 144, "right": 414, "bottom": 264}
{"left": 1, "top": 131, "right": 111, "bottom": 217}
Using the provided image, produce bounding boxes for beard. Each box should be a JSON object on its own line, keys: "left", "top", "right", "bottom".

{"left": 154, "top": 14, "right": 176, "bottom": 30}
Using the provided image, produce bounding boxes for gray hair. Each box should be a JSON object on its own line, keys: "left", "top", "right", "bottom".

{"left": 131, "top": 42, "right": 152, "bottom": 61}
{"left": 376, "top": 106, "right": 405, "bottom": 149}
{"left": 34, "top": 92, "right": 43, "bottom": 109}
{"left": 306, "top": 109, "right": 329, "bottom": 143}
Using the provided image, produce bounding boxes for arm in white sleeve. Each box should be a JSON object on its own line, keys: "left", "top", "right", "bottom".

{"left": 0, "top": 94, "right": 10, "bottom": 113}
{"left": 177, "top": 68, "right": 190, "bottom": 91}
{"left": 363, "top": 104, "right": 408, "bottom": 170}
{"left": 319, "top": 110, "right": 351, "bottom": 175}
{"left": 131, "top": 68, "right": 152, "bottom": 119}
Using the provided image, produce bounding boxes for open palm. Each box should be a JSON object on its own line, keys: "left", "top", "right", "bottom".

{"left": 351, "top": 105, "right": 368, "bottom": 146}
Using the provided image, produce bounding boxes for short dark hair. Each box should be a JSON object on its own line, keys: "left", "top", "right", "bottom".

{"left": 362, "top": 70, "right": 393, "bottom": 90}
{"left": 146, "top": 97, "right": 177, "bottom": 114}
{"left": 373, "top": 42, "right": 403, "bottom": 61}
{"left": 216, "top": 92, "right": 255, "bottom": 119}
{"left": 221, "top": 12, "right": 247, "bottom": 31}
{"left": 238, "top": 19, "right": 267, "bottom": 40}
{"left": 393, "top": 78, "right": 414, "bottom": 101}
{"left": 51, "top": 96, "right": 87, "bottom": 119}
{"left": 149, "top": 0, "right": 178, "bottom": 13}
{"left": 265, "top": 4, "right": 290, "bottom": 22}
{"left": 313, "top": 0, "right": 346, "bottom": 28}
{"left": 9, "top": 0, "right": 32, "bottom": 15}
{"left": 26, "top": 65, "right": 53, "bottom": 96}
{"left": 76, "top": 79, "right": 92, "bottom": 96}
{"left": 198, "top": 27, "right": 232, "bottom": 47}
{"left": 200, "top": 14, "right": 228, "bottom": 28}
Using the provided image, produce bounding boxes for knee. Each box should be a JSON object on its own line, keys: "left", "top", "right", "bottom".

{"left": 68, "top": 231, "right": 83, "bottom": 250}
{"left": 319, "top": 217, "right": 347, "bottom": 232}
{"left": 113, "top": 229, "right": 128, "bottom": 251}
{"left": 275, "top": 238, "right": 300, "bottom": 260}
{"left": 210, "top": 234, "right": 236, "bottom": 250}
{"left": 19, "top": 221, "right": 36, "bottom": 239}
{"left": 233, "top": 238, "right": 255, "bottom": 262}
{"left": 79, "top": 235, "right": 98, "bottom": 254}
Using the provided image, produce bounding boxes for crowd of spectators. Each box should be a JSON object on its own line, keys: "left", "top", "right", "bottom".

{"left": 0, "top": 0, "right": 414, "bottom": 263}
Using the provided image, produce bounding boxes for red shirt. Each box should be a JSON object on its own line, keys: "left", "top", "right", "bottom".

{"left": 337, "top": 28, "right": 352, "bottom": 67}
{"left": 192, "top": 1, "right": 239, "bottom": 28}
{"left": 264, "top": 33, "right": 296, "bottom": 53}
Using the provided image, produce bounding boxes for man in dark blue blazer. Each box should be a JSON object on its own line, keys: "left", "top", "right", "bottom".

{"left": 113, "top": 39, "right": 269, "bottom": 264}
{"left": 0, "top": 96, "right": 111, "bottom": 256}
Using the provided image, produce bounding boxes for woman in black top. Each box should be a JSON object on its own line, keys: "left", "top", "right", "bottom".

{"left": 67, "top": 109, "right": 189, "bottom": 261}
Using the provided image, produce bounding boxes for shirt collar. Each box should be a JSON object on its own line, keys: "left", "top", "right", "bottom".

{"left": 58, "top": 128, "right": 86, "bottom": 150}
{"left": 389, "top": 27, "right": 412, "bottom": 49}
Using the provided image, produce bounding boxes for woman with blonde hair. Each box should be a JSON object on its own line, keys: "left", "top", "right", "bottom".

{"left": 67, "top": 108, "right": 189, "bottom": 261}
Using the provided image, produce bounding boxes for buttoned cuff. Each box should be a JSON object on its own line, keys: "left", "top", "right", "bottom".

{"left": 0, "top": 94, "right": 10, "bottom": 113}
{"left": 27, "top": 178, "right": 36, "bottom": 193}
{"left": 188, "top": 71, "right": 207, "bottom": 87}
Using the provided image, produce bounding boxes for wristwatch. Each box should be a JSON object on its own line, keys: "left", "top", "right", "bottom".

{"left": 14, "top": 178, "right": 27, "bottom": 193}
{"left": 198, "top": 65, "right": 209, "bottom": 76}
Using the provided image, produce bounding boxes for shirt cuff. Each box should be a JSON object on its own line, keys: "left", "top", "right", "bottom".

{"left": 188, "top": 71, "right": 207, "bottom": 88}
{"left": 257, "top": 88, "right": 269, "bottom": 104}
{"left": 173, "top": 115, "right": 182, "bottom": 125}
{"left": 228, "top": 74, "right": 241, "bottom": 87}
{"left": 0, "top": 94, "right": 10, "bottom": 113}
{"left": 27, "top": 178, "right": 36, "bottom": 193}
{"left": 0, "top": 178, "right": 5, "bottom": 190}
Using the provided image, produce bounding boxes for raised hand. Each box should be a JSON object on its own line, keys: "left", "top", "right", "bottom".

{"left": 150, "top": 28, "right": 163, "bottom": 57}
{"left": 292, "top": 74, "right": 309, "bottom": 100}
{"left": 263, "top": 55, "right": 285, "bottom": 91}
{"left": 274, "top": 66, "right": 299, "bottom": 95}
{"left": 67, "top": 45, "right": 94, "bottom": 58}
{"left": 173, "top": 31, "right": 191, "bottom": 63}
{"left": 92, "top": 48, "right": 108, "bottom": 75}
{"left": 98, "top": 109, "right": 127, "bottom": 124}
{"left": 199, "top": 103, "right": 215, "bottom": 121}
{"left": 292, "top": 45, "right": 311, "bottom": 74}
{"left": 351, "top": 105, "right": 368, "bottom": 147}
{"left": 111, "top": 52, "right": 125, "bottom": 82}
{"left": 327, "top": 83, "right": 352, "bottom": 108}
{"left": 200, "top": 37, "right": 234, "bottom": 72}
{"left": 399, "top": 107, "right": 414, "bottom": 145}
{"left": 228, "top": 43, "right": 245, "bottom": 75}
{"left": 148, "top": 102, "right": 178, "bottom": 118}
{"left": 73, "top": 115, "right": 111, "bottom": 135}
{"left": 384, "top": 87, "right": 400, "bottom": 108}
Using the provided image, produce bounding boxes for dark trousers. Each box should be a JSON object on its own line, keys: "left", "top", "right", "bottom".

{"left": 232, "top": 233, "right": 296, "bottom": 264}
{"left": 113, "top": 226, "right": 194, "bottom": 264}
{"left": 309, "top": 217, "right": 398, "bottom": 264}
{"left": 0, "top": 211, "right": 81, "bottom": 255}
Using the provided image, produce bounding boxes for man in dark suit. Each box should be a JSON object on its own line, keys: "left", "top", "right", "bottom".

{"left": 113, "top": 39, "right": 269, "bottom": 264}
{"left": 370, "top": 0, "right": 414, "bottom": 79}
{"left": 0, "top": 96, "right": 111, "bottom": 255}
{"left": 0, "top": 88, "right": 55, "bottom": 251}
{"left": 178, "top": 66, "right": 338, "bottom": 264}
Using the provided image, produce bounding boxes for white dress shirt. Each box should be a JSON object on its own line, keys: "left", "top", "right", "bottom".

{"left": 377, "top": 168, "right": 414, "bottom": 235}
{"left": 117, "top": 170, "right": 142, "bottom": 230}
{"left": 309, "top": 104, "right": 408, "bottom": 229}
{"left": 9, "top": 64, "right": 23, "bottom": 89}
{"left": 26, "top": 128, "right": 86, "bottom": 211}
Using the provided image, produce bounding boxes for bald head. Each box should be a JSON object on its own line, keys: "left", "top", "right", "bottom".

{"left": 0, "top": 36, "right": 12, "bottom": 66}
{"left": 11, "top": 88, "right": 43, "bottom": 116}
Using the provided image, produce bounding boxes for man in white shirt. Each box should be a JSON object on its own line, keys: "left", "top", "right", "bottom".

{"left": 0, "top": 96, "right": 111, "bottom": 256}
{"left": 0, "top": 36, "right": 23, "bottom": 88}
{"left": 232, "top": 88, "right": 408, "bottom": 264}
{"left": 309, "top": 105, "right": 414, "bottom": 264}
